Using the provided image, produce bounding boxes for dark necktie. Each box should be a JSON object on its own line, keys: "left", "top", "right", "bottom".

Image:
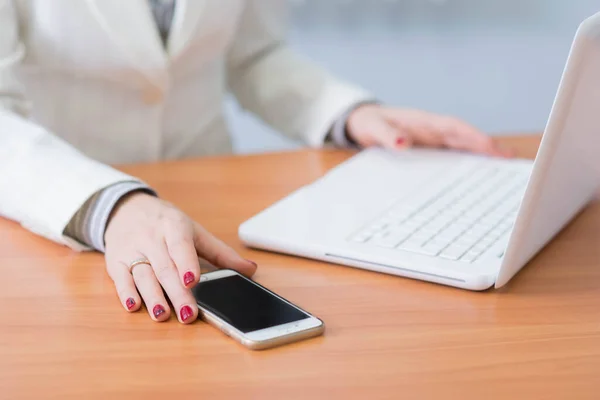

{"left": 148, "top": 0, "right": 176, "bottom": 46}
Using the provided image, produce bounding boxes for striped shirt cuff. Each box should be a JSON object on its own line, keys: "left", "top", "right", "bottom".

{"left": 63, "top": 181, "right": 156, "bottom": 252}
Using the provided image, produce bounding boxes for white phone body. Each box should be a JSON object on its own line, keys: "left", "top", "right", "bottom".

{"left": 193, "top": 269, "right": 325, "bottom": 350}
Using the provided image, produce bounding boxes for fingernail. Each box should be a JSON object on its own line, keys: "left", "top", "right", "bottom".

{"left": 126, "top": 297, "right": 136, "bottom": 310}
{"left": 396, "top": 137, "right": 406, "bottom": 146}
{"left": 153, "top": 304, "right": 166, "bottom": 319}
{"left": 183, "top": 271, "right": 195, "bottom": 286}
{"left": 180, "top": 305, "right": 194, "bottom": 322}
{"left": 246, "top": 259, "right": 258, "bottom": 267}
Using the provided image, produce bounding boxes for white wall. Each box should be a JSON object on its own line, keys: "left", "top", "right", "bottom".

{"left": 228, "top": 0, "right": 600, "bottom": 153}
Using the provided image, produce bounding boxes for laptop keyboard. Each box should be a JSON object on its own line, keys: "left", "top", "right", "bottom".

{"left": 350, "top": 165, "right": 530, "bottom": 263}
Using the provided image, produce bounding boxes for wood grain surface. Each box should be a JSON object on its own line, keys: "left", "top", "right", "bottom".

{"left": 2, "top": 135, "right": 600, "bottom": 400}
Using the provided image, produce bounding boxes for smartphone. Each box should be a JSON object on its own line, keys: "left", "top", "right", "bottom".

{"left": 191, "top": 269, "right": 325, "bottom": 350}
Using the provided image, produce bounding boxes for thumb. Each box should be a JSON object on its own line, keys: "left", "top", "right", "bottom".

{"left": 192, "top": 222, "right": 258, "bottom": 277}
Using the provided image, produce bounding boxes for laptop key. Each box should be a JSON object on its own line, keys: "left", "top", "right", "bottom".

{"left": 371, "top": 231, "right": 410, "bottom": 248}
{"left": 352, "top": 234, "right": 371, "bottom": 243}
{"left": 460, "top": 252, "right": 478, "bottom": 263}
{"left": 440, "top": 244, "right": 469, "bottom": 260}
{"left": 419, "top": 243, "right": 445, "bottom": 256}
{"left": 398, "top": 238, "right": 426, "bottom": 252}
{"left": 411, "top": 231, "right": 434, "bottom": 243}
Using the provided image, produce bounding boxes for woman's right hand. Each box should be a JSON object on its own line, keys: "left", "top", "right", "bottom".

{"left": 103, "top": 192, "right": 257, "bottom": 323}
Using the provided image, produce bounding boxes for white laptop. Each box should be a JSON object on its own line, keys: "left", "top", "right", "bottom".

{"left": 239, "top": 13, "right": 600, "bottom": 291}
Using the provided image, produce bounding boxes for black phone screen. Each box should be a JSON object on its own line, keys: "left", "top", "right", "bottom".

{"left": 192, "top": 274, "right": 310, "bottom": 333}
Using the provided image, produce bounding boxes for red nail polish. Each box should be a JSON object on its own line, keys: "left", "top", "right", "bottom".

{"left": 153, "top": 304, "right": 166, "bottom": 319}
{"left": 180, "top": 305, "right": 194, "bottom": 322}
{"left": 396, "top": 137, "right": 405, "bottom": 146}
{"left": 246, "top": 259, "right": 258, "bottom": 268}
{"left": 183, "top": 271, "right": 195, "bottom": 286}
{"left": 126, "top": 297, "right": 136, "bottom": 310}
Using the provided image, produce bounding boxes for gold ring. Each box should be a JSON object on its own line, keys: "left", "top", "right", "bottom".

{"left": 128, "top": 257, "right": 151, "bottom": 273}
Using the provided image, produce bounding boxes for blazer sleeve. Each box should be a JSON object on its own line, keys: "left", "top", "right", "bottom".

{"left": 0, "top": 0, "right": 143, "bottom": 250}
{"left": 225, "top": 0, "right": 373, "bottom": 147}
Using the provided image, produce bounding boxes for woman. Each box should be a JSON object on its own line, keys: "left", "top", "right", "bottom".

{"left": 0, "top": 0, "right": 509, "bottom": 324}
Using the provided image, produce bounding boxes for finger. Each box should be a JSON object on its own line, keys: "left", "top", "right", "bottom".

{"left": 165, "top": 228, "right": 201, "bottom": 289}
{"left": 105, "top": 255, "right": 142, "bottom": 313}
{"left": 146, "top": 242, "right": 198, "bottom": 324}
{"left": 487, "top": 139, "right": 515, "bottom": 158}
{"left": 439, "top": 118, "right": 511, "bottom": 157}
{"left": 496, "top": 144, "right": 515, "bottom": 158}
{"left": 383, "top": 109, "right": 444, "bottom": 147}
{"left": 130, "top": 262, "right": 170, "bottom": 322}
{"left": 367, "top": 117, "right": 412, "bottom": 150}
{"left": 193, "top": 223, "right": 258, "bottom": 277}
{"left": 395, "top": 110, "right": 504, "bottom": 156}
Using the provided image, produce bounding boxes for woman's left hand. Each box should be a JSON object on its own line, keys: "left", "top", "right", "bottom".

{"left": 346, "top": 104, "right": 513, "bottom": 157}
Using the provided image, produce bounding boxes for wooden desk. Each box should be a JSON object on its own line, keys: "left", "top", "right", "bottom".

{"left": 2, "top": 135, "right": 600, "bottom": 399}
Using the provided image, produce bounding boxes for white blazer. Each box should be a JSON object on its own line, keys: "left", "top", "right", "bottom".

{"left": 0, "top": 0, "right": 370, "bottom": 250}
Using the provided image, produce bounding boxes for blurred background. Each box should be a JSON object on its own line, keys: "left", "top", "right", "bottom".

{"left": 228, "top": 0, "right": 599, "bottom": 153}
